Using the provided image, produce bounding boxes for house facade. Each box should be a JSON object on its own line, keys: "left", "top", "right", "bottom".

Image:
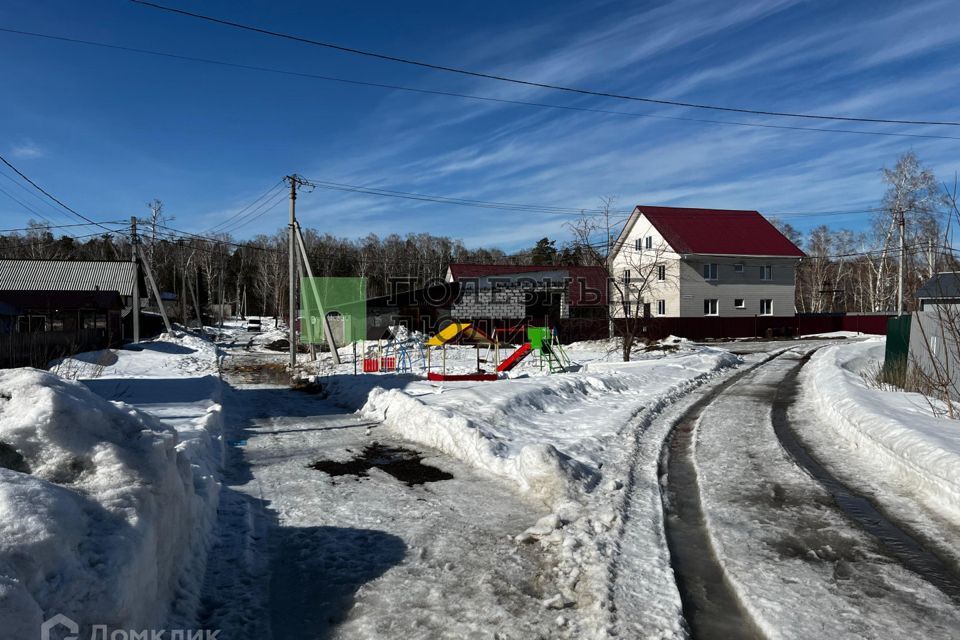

{"left": 609, "top": 206, "right": 804, "bottom": 318}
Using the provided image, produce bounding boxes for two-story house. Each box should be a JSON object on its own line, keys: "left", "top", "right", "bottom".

{"left": 609, "top": 206, "right": 804, "bottom": 318}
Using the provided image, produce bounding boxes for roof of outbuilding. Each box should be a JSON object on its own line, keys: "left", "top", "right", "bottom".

{"left": 917, "top": 272, "right": 960, "bottom": 300}
{"left": 619, "top": 206, "right": 805, "bottom": 258}
{"left": 0, "top": 259, "right": 138, "bottom": 295}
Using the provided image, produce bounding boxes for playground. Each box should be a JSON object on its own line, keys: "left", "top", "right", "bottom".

{"left": 355, "top": 322, "right": 575, "bottom": 382}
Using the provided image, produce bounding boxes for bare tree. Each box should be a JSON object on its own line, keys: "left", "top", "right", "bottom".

{"left": 567, "top": 197, "right": 677, "bottom": 361}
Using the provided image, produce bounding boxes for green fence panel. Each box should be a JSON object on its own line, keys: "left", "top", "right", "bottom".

{"left": 301, "top": 277, "right": 366, "bottom": 344}
{"left": 883, "top": 315, "right": 911, "bottom": 374}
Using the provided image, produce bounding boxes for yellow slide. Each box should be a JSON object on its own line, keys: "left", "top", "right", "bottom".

{"left": 426, "top": 322, "right": 494, "bottom": 346}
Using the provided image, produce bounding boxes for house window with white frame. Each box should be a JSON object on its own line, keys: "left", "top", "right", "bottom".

{"left": 657, "top": 264, "right": 666, "bottom": 281}
{"left": 760, "top": 299, "right": 773, "bottom": 315}
{"left": 760, "top": 265, "right": 772, "bottom": 280}
{"left": 703, "top": 299, "right": 718, "bottom": 315}
{"left": 623, "top": 269, "right": 631, "bottom": 284}
{"left": 703, "top": 263, "right": 718, "bottom": 280}
{"left": 657, "top": 299, "right": 666, "bottom": 315}
{"left": 634, "top": 238, "right": 642, "bottom": 251}
{"left": 645, "top": 236, "right": 653, "bottom": 249}
{"left": 734, "top": 298, "right": 745, "bottom": 309}
{"left": 734, "top": 263, "right": 744, "bottom": 273}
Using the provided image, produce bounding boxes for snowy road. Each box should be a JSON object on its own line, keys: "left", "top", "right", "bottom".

{"left": 663, "top": 346, "right": 960, "bottom": 639}
{"left": 200, "top": 347, "right": 569, "bottom": 640}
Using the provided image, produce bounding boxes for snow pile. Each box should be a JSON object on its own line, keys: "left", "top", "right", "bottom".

{"left": 808, "top": 341, "right": 960, "bottom": 520}
{"left": 0, "top": 369, "right": 217, "bottom": 633}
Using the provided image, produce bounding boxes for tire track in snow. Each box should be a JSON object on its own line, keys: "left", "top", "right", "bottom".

{"left": 772, "top": 349, "right": 960, "bottom": 603}
{"left": 658, "top": 352, "right": 783, "bottom": 640}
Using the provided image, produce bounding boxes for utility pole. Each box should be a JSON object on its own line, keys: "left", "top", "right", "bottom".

{"left": 218, "top": 242, "right": 225, "bottom": 328}
{"left": 897, "top": 206, "right": 905, "bottom": 315}
{"left": 287, "top": 175, "right": 299, "bottom": 369}
{"left": 131, "top": 216, "right": 140, "bottom": 343}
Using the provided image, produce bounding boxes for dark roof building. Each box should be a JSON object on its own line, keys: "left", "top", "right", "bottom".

{"left": 445, "top": 263, "right": 608, "bottom": 306}
{"left": 614, "top": 206, "right": 805, "bottom": 258}
{"left": 0, "top": 259, "right": 138, "bottom": 296}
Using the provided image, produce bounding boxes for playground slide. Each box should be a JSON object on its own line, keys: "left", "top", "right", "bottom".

{"left": 426, "top": 322, "right": 494, "bottom": 347}
{"left": 497, "top": 342, "right": 532, "bottom": 372}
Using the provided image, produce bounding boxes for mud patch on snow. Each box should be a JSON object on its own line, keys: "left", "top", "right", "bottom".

{"left": 310, "top": 443, "right": 454, "bottom": 486}
{"left": 0, "top": 441, "right": 29, "bottom": 473}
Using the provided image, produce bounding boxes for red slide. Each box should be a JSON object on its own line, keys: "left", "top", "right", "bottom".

{"left": 497, "top": 342, "right": 532, "bottom": 372}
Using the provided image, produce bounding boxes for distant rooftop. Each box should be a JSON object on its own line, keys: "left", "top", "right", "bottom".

{"left": 0, "top": 259, "right": 138, "bottom": 296}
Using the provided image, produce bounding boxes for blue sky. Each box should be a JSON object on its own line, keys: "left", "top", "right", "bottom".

{"left": 1, "top": 0, "right": 959, "bottom": 250}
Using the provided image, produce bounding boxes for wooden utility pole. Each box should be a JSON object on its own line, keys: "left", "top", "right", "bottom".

{"left": 137, "top": 243, "right": 172, "bottom": 333}
{"left": 288, "top": 175, "right": 298, "bottom": 369}
{"left": 131, "top": 216, "right": 140, "bottom": 342}
{"left": 294, "top": 221, "right": 342, "bottom": 365}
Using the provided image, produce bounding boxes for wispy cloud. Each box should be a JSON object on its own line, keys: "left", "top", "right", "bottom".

{"left": 9, "top": 139, "right": 45, "bottom": 159}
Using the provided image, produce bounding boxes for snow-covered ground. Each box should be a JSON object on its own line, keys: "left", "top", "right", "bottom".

{"left": 313, "top": 337, "right": 740, "bottom": 636}
{"left": 0, "top": 332, "right": 223, "bottom": 638}
{"left": 694, "top": 349, "right": 960, "bottom": 639}
{"left": 793, "top": 340, "right": 960, "bottom": 571}
{"left": 806, "top": 340, "right": 960, "bottom": 521}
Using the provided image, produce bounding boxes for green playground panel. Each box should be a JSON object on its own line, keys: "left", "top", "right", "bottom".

{"left": 527, "top": 326, "right": 549, "bottom": 351}
{"left": 301, "top": 276, "right": 367, "bottom": 344}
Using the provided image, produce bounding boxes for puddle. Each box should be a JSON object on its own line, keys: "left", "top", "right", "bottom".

{"left": 224, "top": 362, "right": 290, "bottom": 385}
{"left": 310, "top": 443, "right": 453, "bottom": 486}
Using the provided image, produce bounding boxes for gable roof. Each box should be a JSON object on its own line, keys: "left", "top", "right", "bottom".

{"left": 917, "top": 272, "right": 960, "bottom": 300}
{"left": 446, "top": 263, "right": 607, "bottom": 306}
{"left": 0, "top": 259, "right": 138, "bottom": 296}
{"left": 618, "top": 206, "right": 804, "bottom": 258}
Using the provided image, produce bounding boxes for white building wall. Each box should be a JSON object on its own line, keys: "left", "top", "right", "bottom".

{"left": 609, "top": 214, "right": 681, "bottom": 317}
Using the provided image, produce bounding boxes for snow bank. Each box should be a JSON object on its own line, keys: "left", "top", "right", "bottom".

{"left": 0, "top": 368, "right": 219, "bottom": 633}
{"left": 808, "top": 341, "right": 960, "bottom": 521}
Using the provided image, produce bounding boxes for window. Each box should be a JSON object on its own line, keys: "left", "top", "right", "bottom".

{"left": 657, "top": 299, "right": 666, "bottom": 315}
{"left": 760, "top": 299, "right": 773, "bottom": 315}
{"left": 643, "top": 302, "right": 651, "bottom": 318}
{"left": 645, "top": 236, "right": 653, "bottom": 249}
{"left": 761, "top": 265, "right": 772, "bottom": 280}
{"left": 634, "top": 237, "right": 642, "bottom": 251}
{"left": 657, "top": 265, "right": 666, "bottom": 281}
{"left": 704, "top": 299, "right": 718, "bottom": 315}
{"left": 734, "top": 263, "right": 744, "bottom": 273}
{"left": 703, "top": 263, "right": 718, "bottom": 280}
{"left": 623, "top": 269, "right": 631, "bottom": 284}
{"left": 734, "top": 298, "right": 745, "bottom": 309}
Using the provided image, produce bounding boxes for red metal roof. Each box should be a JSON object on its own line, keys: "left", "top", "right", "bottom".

{"left": 635, "top": 206, "right": 804, "bottom": 257}
{"left": 446, "top": 264, "right": 607, "bottom": 306}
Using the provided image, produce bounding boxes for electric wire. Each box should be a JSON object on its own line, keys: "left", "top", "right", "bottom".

{"left": 129, "top": 0, "right": 960, "bottom": 128}
{"left": 1, "top": 26, "right": 956, "bottom": 142}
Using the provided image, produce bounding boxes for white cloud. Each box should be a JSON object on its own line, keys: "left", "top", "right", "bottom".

{"left": 9, "top": 140, "right": 45, "bottom": 159}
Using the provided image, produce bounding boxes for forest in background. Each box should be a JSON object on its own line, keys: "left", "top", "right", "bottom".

{"left": 1, "top": 152, "right": 956, "bottom": 318}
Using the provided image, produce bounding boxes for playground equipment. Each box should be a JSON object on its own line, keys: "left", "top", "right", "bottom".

{"left": 425, "top": 322, "right": 499, "bottom": 381}
{"left": 496, "top": 327, "right": 572, "bottom": 374}
{"left": 363, "top": 326, "right": 427, "bottom": 373}
{"left": 497, "top": 342, "right": 531, "bottom": 372}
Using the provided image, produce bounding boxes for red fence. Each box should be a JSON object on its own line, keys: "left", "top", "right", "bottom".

{"left": 552, "top": 314, "right": 894, "bottom": 343}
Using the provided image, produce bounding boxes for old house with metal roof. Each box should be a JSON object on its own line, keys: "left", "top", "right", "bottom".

{"left": 0, "top": 259, "right": 139, "bottom": 366}
{"left": 608, "top": 206, "right": 804, "bottom": 319}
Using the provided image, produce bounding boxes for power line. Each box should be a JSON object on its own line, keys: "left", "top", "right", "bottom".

{"left": 0, "top": 220, "right": 127, "bottom": 233}
{"left": 212, "top": 190, "right": 289, "bottom": 235}
{"left": 0, "top": 153, "right": 117, "bottom": 233}
{"left": 206, "top": 179, "right": 285, "bottom": 233}
{"left": 2, "top": 26, "right": 958, "bottom": 142}
{"left": 130, "top": 0, "right": 960, "bottom": 128}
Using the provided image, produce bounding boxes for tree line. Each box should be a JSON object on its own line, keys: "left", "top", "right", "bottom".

{"left": 1, "top": 151, "right": 954, "bottom": 319}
